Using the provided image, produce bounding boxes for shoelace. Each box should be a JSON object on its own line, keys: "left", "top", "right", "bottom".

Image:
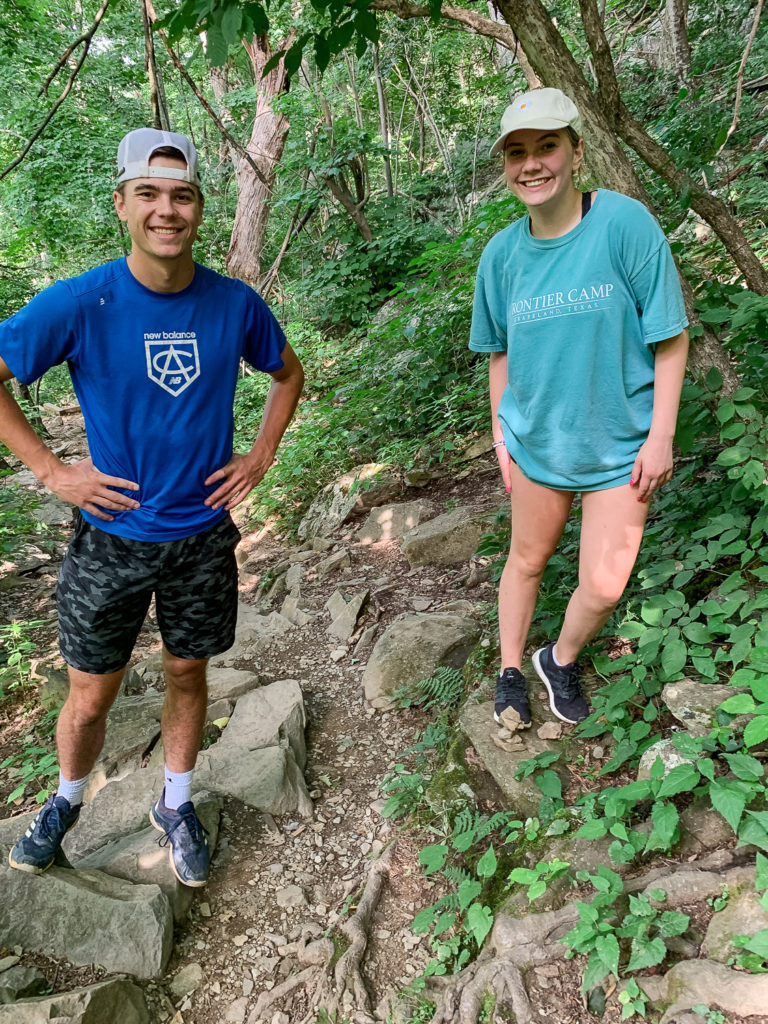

{"left": 36, "top": 803, "right": 68, "bottom": 840}
{"left": 157, "top": 808, "right": 209, "bottom": 847}
{"left": 554, "top": 660, "right": 583, "bottom": 700}
{"left": 497, "top": 669, "right": 526, "bottom": 706}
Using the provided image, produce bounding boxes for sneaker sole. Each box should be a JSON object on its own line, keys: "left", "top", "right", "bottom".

{"left": 7, "top": 850, "right": 49, "bottom": 874}
{"left": 532, "top": 648, "right": 581, "bottom": 725}
{"left": 150, "top": 805, "right": 209, "bottom": 888}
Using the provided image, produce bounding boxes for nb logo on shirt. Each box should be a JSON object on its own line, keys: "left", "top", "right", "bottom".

{"left": 144, "top": 338, "right": 200, "bottom": 396}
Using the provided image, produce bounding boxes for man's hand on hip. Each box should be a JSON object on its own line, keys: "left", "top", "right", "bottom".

{"left": 47, "top": 457, "right": 140, "bottom": 521}
{"left": 204, "top": 444, "right": 273, "bottom": 511}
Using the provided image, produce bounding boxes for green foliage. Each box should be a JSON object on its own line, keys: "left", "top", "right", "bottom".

{"left": 563, "top": 877, "right": 690, "bottom": 994}
{"left": 0, "top": 482, "right": 44, "bottom": 557}
{"left": 1, "top": 705, "right": 60, "bottom": 804}
{"left": 393, "top": 666, "right": 464, "bottom": 711}
{"left": 0, "top": 619, "right": 48, "bottom": 697}
{"left": 618, "top": 978, "right": 647, "bottom": 1020}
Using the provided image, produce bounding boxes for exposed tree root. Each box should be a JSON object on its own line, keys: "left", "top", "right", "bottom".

{"left": 250, "top": 848, "right": 754, "bottom": 1024}
{"left": 422, "top": 852, "right": 752, "bottom": 1024}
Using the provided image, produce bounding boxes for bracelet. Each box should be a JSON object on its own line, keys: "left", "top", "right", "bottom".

{"left": 492, "top": 440, "right": 506, "bottom": 449}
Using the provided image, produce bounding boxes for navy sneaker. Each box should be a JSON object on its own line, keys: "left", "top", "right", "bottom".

{"left": 533, "top": 643, "right": 589, "bottom": 724}
{"left": 8, "top": 794, "right": 80, "bottom": 874}
{"left": 150, "top": 789, "right": 210, "bottom": 887}
{"left": 494, "top": 667, "right": 531, "bottom": 730}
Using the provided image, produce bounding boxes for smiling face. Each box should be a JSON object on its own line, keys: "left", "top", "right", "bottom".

{"left": 113, "top": 155, "right": 204, "bottom": 284}
{"left": 503, "top": 128, "right": 584, "bottom": 213}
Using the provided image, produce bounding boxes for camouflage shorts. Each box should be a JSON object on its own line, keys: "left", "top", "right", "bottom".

{"left": 57, "top": 514, "right": 241, "bottom": 674}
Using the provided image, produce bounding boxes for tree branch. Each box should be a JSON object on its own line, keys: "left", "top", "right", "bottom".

{"left": 715, "top": 0, "right": 764, "bottom": 157}
{"left": 0, "top": 0, "right": 110, "bottom": 182}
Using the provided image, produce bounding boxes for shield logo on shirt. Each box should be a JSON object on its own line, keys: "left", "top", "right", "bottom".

{"left": 145, "top": 338, "right": 200, "bottom": 396}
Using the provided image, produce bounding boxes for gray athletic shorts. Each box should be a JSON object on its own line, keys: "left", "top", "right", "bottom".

{"left": 57, "top": 513, "right": 241, "bottom": 674}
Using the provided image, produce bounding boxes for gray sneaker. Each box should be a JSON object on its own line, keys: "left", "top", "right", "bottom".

{"left": 150, "top": 789, "right": 210, "bottom": 887}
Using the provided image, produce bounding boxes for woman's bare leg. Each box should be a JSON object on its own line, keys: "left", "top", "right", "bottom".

{"left": 498, "top": 460, "right": 573, "bottom": 669}
{"left": 555, "top": 482, "right": 649, "bottom": 665}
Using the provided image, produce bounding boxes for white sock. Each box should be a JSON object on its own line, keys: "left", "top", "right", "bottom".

{"left": 164, "top": 767, "right": 194, "bottom": 810}
{"left": 57, "top": 772, "right": 89, "bottom": 808}
{"left": 552, "top": 645, "right": 564, "bottom": 667}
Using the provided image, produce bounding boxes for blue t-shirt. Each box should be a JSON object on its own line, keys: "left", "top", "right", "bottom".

{"left": 469, "top": 190, "right": 688, "bottom": 491}
{"left": 0, "top": 258, "right": 286, "bottom": 540}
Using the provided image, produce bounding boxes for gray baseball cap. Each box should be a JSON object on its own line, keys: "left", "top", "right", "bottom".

{"left": 117, "top": 128, "right": 201, "bottom": 186}
{"left": 490, "top": 88, "right": 583, "bottom": 158}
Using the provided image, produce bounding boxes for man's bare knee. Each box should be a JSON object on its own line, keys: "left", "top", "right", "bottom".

{"left": 163, "top": 651, "right": 207, "bottom": 693}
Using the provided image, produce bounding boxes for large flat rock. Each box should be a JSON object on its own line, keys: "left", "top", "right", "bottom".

{"left": 459, "top": 701, "right": 565, "bottom": 819}
{"left": 0, "top": 977, "right": 149, "bottom": 1023}
{"left": 0, "top": 861, "right": 172, "bottom": 978}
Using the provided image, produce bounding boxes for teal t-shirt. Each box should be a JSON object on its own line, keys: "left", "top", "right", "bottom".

{"left": 469, "top": 190, "right": 688, "bottom": 491}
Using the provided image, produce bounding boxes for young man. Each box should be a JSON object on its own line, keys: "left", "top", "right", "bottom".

{"left": 0, "top": 128, "right": 304, "bottom": 886}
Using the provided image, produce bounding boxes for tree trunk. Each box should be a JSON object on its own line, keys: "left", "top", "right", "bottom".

{"left": 372, "top": 44, "right": 394, "bottom": 197}
{"left": 221, "top": 31, "right": 296, "bottom": 288}
{"left": 660, "top": 0, "right": 691, "bottom": 83}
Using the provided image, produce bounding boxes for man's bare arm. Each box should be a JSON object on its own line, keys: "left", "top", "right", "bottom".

{"left": 204, "top": 342, "right": 305, "bottom": 511}
{"left": 0, "top": 357, "right": 139, "bottom": 521}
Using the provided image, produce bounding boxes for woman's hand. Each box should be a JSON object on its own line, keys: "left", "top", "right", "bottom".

{"left": 630, "top": 435, "right": 674, "bottom": 502}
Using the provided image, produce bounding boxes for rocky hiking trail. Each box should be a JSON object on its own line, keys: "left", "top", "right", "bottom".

{"left": 0, "top": 413, "right": 767, "bottom": 1024}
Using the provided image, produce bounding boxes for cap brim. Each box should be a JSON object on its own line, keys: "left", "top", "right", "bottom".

{"left": 489, "top": 116, "right": 573, "bottom": 158}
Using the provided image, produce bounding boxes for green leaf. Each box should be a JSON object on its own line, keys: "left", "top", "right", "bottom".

{"left": 738, "top": 817, "right": 768, "bottom": 853}
{"left": 719, "top": 694, "right": 757, "bottom": 714}
{"left": 419, "top": 843, "right": 448, "bottom": 875}
{"left": 683, "top": 621, "right": 712, "bottom": 644}
{"left": 508, "top": 867, "right": 540, "bottom": 885}
{"left": 205, "top": 23, "right": 229, "bottom": 66}
{"left": 656, "top": 910, "right": 690, "bottom": 938}
{"left": 756, "top": 852, "right": 768, "bottom": 890}
{"left": 582, "top": 950, "right": 610, "bottom": 992}
{"left": 627, "top": 935, "right": 668, "bottom": 972}
{"left": 576, "top": 819, "right": 608, "bottom": 840}
{"left": 477, "top": 844, "right": 497, "bottom": 879}
{"left": 656, "top": 763, "right": 701, "bottom": 798}
{"left": 578, "top": 902, "right": 600, "bottom": 924}
{"left": 220, "top": 2, "right": 242, "bottom": 43}
{"left": 744, "top": 716, "right": 768, "bottom": 748}
{"left": 647, "top": 801, "right": 679, "bottom": 849}
{"left": 724, "top": 753, "right": 765, "bottom": 782}
{"left": 458, "top": 879, "right": 482, "bottom": 912}
{"left": 465, "top": 903, "right": 493, "bottom": 947}
{"left": 717, "top": 447, "right": 750, "bottom": 467}
{"left": 661, "top": 638, "right": 687, "bottom": 676}
{"left": 709, "top": 781, "right": 747, "bottom": 832}
{"left": 412, "top": 905, "right": 439, "bottom": 934}
{"left": 433, "top": 911, "right": 456, "bottom": 936}
{"left": 595, "top": 933, "right": 620, "bottom": 978}
{"left": 743, "top": 928, "right": 768, "bottom": 959}
{"left": 528, "top": 879, "right": 547, "bottom": 901}
{"left": 536, "top": 770, "right": 562, "bottom": 800}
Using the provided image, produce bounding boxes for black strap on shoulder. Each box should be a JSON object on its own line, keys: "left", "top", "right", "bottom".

{"left": 581, "top": 190, "right": 593, "bottom": 218}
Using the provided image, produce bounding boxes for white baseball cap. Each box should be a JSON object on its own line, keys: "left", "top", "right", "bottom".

{"left": 117, "top": 128, "right": 201, "bottom": 186}
{"left": 490, "top": 88, "right": 583, "bottom": 158}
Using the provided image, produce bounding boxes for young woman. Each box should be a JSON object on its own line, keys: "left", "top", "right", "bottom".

{"left": 470, "top": 88, "right": 689, "bottom": 727}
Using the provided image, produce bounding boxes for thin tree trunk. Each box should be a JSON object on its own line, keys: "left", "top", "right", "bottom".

{"left": 142, "top": 0, "right": 169, "bottom": 130}
{"left": 372, "top": 44, "right": 394, "bottom": 197}
{"left": 660, "top": 0, "right": 691, "bottom": 83}
{"left": 222, "top": 31, "right": 295, "bottom": 287}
